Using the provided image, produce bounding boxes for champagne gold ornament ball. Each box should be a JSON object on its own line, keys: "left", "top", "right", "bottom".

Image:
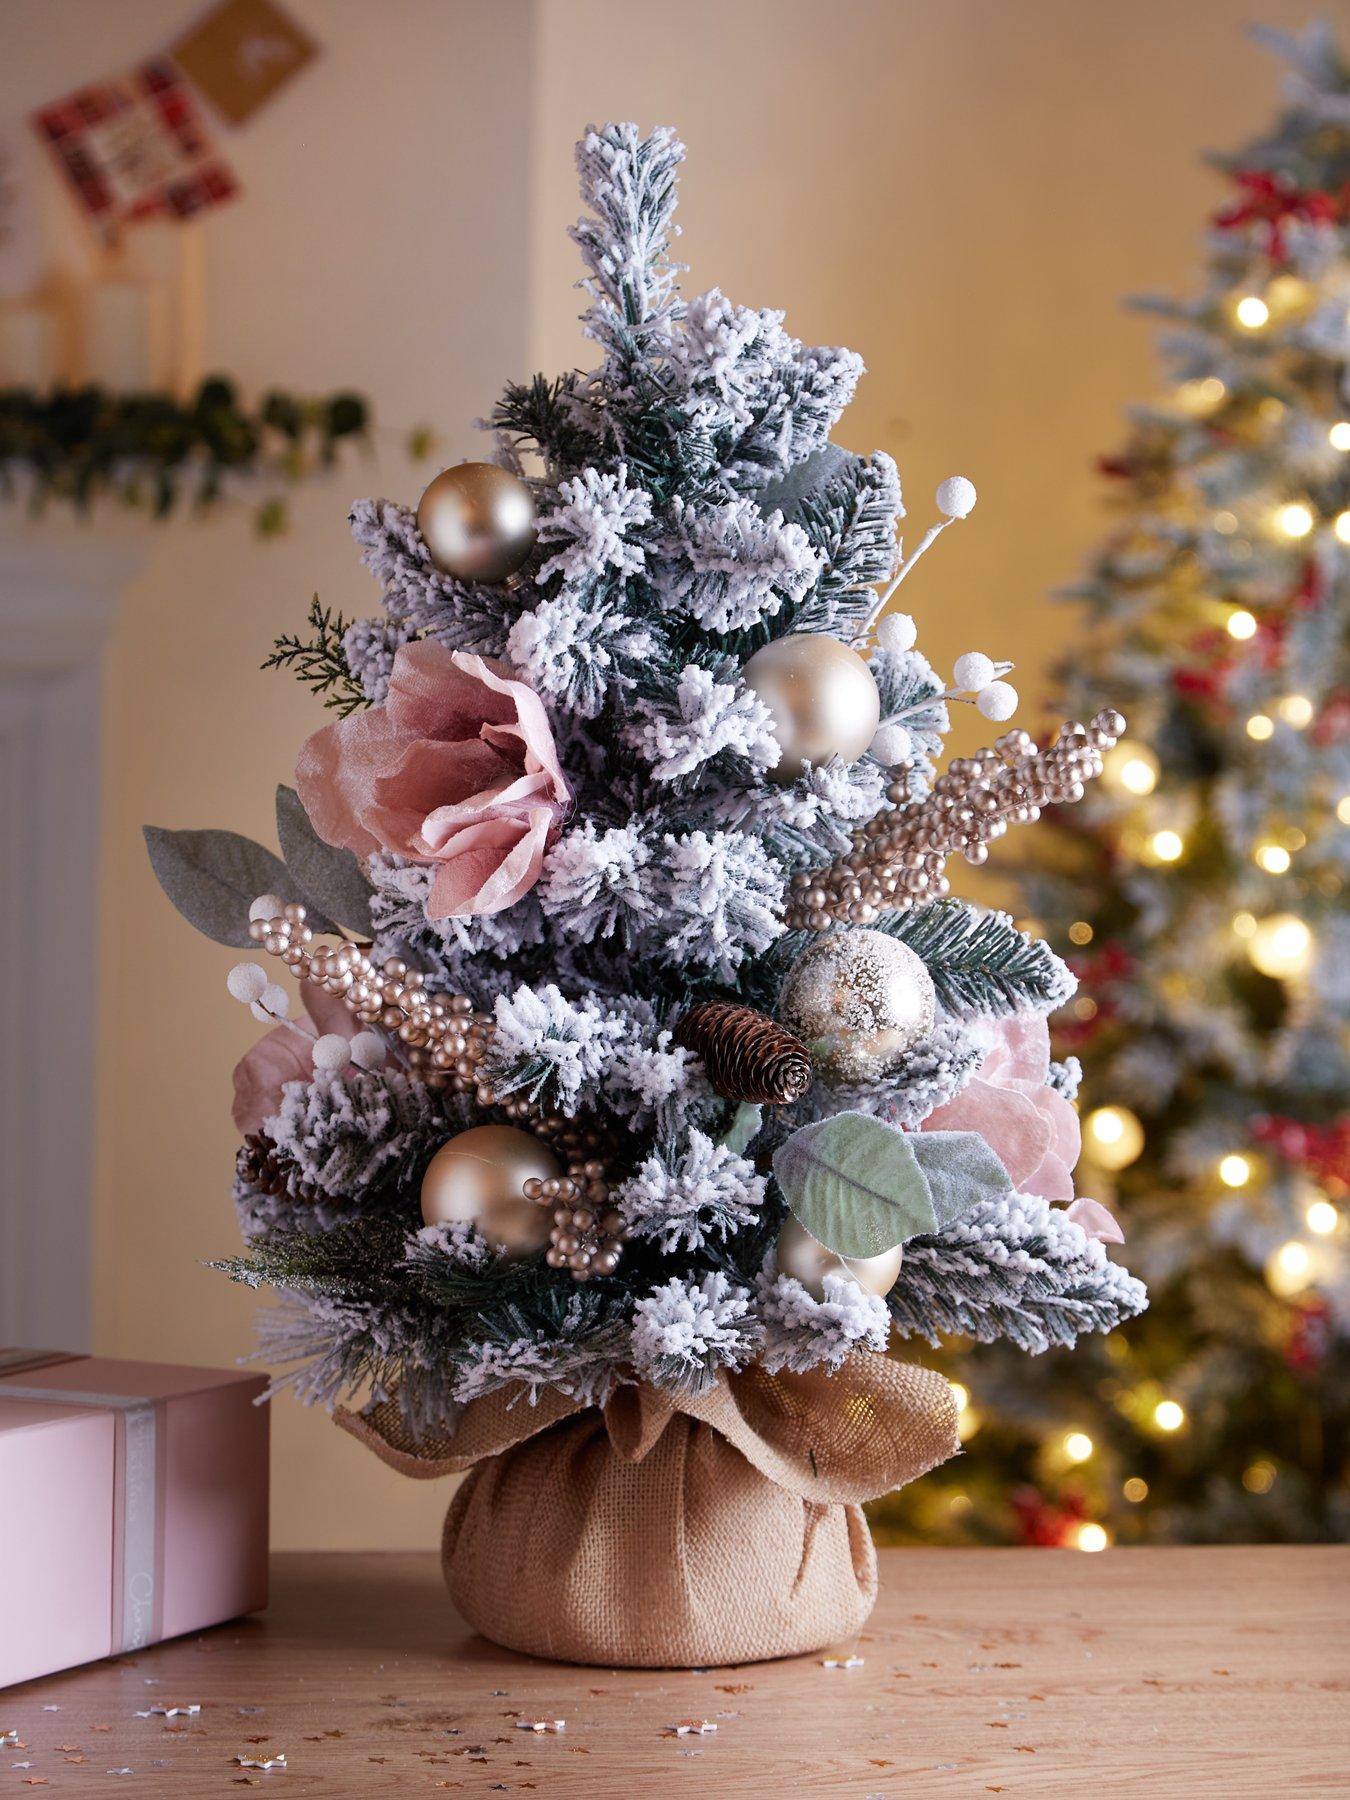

{"left": 778, "top": 927, "right": 936, "bottom": 1083}
{"left": 420, "top": 1124, "right": 557, "bottom": 1258}
{"left": 742, "top": 633, "right": 881, "bottom": 782}
{"left": 775, "top": 1213, "right": 904, "bottom": 1300}
{"left": 415, "top": 463, "right": 537, "bottom": 585}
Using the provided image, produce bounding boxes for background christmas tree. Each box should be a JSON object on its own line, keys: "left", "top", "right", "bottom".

{"left": 874, "top": 21, "right": 1349, "bottom": 1550}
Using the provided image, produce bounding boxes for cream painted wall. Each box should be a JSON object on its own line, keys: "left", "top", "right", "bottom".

{"left": 1, "top": 0, "right": 1319, "bottom": 1548}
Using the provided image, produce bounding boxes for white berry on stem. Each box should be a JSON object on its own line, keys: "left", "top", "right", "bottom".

{"left": 875, "top": 611, "right": 918, "bottom": 653}
{"left": 250, "top": 982, "right": 291, "bottom": 1023}
{"left": 869, "top": 722, "right": 914, "bottom": 766}
{"left": 977, "top": 680, "right": 1019, "bottom": 721}
{"left": 954, "top": 651, "right": 996, "bottom": 692}
{"left": 312, "top": 1033, "right": 352, "bottom": 1073}
{"left": 350, "top": 1031, "right": 387, "bottom": 1071}
{"left": 226, "top": 962, "right": 269, "bottom": 1005}
{"left": 935, "top": 476, "right": 977, "bottom": 519}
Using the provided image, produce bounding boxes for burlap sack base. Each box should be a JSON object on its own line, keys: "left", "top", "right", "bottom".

{"left": 337, "top": 1354, "right": 959, "bottom": 1669}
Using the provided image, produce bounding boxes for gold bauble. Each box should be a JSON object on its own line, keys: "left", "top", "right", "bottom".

{"left": 778, "top": 928, "right": 936, "bottom": 1083}
{"left": 419, "top": 1124, "right": 557, "bottom": 1258}
{"left": 742, "top": 633, "right": 881, "bottom": 782}
{"left": 415, "top": 463, "right": 536, "bottom": 584}
{"left": 775, "top": 1213, "right": 903, "bottom": 1300}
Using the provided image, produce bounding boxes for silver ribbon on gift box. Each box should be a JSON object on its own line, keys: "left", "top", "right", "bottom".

{"left": 0, "top": 1352, "right": 164, "bottom": 1652}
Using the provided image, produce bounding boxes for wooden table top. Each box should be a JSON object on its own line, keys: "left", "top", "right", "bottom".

{"left": 3, "top": 1547, "right": 1346, "bottom": 1796}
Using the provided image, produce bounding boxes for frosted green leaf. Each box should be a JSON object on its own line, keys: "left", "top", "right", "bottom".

{"left": 753, "top": 443, "right": 856, "bottom": 520}
{"left": 144, "top": 824, "right": 331, "bottom": 949}
{"left": 773, "top": 1111, "right": 936, "bottom": 1258}
{"left": 719, "top": 1103, "right": 763, "bottom": 1156}
{"left": 907, "top": 1130, "right": 1013, "bottom": 1230}
{"left": 276, "top": 784, "right": 375, "bottom": 936}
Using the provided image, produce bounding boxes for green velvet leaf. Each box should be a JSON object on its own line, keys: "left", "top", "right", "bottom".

{"left": 907, "top": 1130, "right": 1013, "bottom": 1229}
{"left": 773, "top": 1111, "right": 937, "bottom": 1257}
{"left": 276, "top": 784, "right": 375, "bottom": 937}
{"left": 144, "top": 824, "right": 332, "bottom": 948}
{"left": 718, "top": 1102, "right": 763, "bottom": 1156}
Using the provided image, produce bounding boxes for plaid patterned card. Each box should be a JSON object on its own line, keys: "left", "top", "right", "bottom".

{"left": 32, "top": 58, "right": 238, "bottom": 225}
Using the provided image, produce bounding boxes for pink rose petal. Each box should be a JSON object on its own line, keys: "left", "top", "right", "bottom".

{"left": 1066, "top": 1197, "right": 1125, "bottom": 1244}
{"left": 981, "top": 1011, "right": 1052, "bottom": 1091}
{"left": 925, "top": 1077, "right": 1054, "bottom": 1191}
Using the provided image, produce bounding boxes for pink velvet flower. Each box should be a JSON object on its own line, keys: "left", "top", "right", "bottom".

{"left": 922, "top": 1013, "right": 1081, "bottom": 1205}
{"left": 295, "top": 640, "right": 570, "bottom": 919}
{"left": 232, "top": 983, "right": 354, "bottom": 1135}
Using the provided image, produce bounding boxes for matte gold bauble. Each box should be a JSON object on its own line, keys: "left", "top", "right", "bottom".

{"left": 742, "top": 633, "right": 881, "bottom": 782}
{"left": 420, "top": 1124, "right": 557, "bottom": 1258}
{"left": 778, "top": 928, "right": 936, "bottom": 1084}
{"left": 775, "top": 1213, "right": 903, "bottom": 1300}
{"left": 416, "top": 463, "right": 536, "bottom": 584}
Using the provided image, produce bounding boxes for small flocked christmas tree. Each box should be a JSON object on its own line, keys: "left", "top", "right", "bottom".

{"left": 882, "top": 23, "right": 1349, "bottom": 1551}
{"left": 149, "top": 122, "right": 1145, "bottom": 1651}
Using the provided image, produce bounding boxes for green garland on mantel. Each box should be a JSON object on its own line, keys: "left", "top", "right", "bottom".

{"left": 0, "top": 377, "right": 370, "bottom": 534}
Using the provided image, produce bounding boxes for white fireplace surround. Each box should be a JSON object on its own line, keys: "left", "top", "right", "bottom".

{"left": 0, "top": 528, "right": 138, "bottom": 1348}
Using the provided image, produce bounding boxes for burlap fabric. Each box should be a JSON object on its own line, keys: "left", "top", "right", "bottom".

{"left": 336, "top": 1353, "right": 958, "bottom": 1667}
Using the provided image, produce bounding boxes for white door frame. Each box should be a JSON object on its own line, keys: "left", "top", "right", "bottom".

{"left": 0, "top": 528, "right": 138, "bottom": 1349}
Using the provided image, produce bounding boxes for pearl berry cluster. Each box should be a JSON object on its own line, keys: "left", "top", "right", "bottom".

{"left": 787, "top": 710, "right": 1126, "bottom": 930}
{"left": 244, "top": 893, "right": 624, "bottom": 1280}
{"left": 525, "top": 1165, "right": 625, "bottom": 1279}
{"left": 245, "top": 894, "right": 491, "bottom": 1095}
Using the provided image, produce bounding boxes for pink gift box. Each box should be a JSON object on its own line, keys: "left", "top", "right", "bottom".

{"left": 0, "top": 1350, "right": 269, "bottom": 1688}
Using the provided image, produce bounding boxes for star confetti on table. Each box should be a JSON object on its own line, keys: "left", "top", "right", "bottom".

{"left": 234, "top": 1752, "right": 287, "bottom": 1770}
{"left": 515, "top": 1720, "right": 565, "bottom": 1734}
{"left": 667, "top": 1720, "right": 718, "bottom": 1736}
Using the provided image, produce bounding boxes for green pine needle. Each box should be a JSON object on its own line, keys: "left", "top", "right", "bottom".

{"left": 263, "top": 595, "right": 367, "bottom": 716}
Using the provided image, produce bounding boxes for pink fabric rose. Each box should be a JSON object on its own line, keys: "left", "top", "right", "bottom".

{"left": 922, "top": 1013, "right": 1081, "bottom": 1205}
{"left": 295, "top": 640, "right": 570, "bottom": 919}
{"left": 232, "top": 982, "right": 354, "bottom": 1135}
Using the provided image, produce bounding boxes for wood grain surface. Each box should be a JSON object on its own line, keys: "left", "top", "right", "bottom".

{"left": 2, "top": 1547, "right": 1346, "bottom": 1796}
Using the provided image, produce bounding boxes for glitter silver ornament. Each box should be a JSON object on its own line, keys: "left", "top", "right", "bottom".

{"left": 416, "top": 463, "right": 536, "bottom": 584}
{"left": 775, "top": 1213, "right": 904, "bottom": 1300}
{"left": 742, "top": 633, "right": 881, "bottom": 782}
{"left": 777, "top": 928, "right": 936, "bottom": 1083}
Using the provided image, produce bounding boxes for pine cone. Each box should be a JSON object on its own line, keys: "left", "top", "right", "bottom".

{"left": 673, "top": 1001, "right": 813, "bottom": 1105}
{"left": 237, "top": 1132, "right": 319, "bottom": 1205}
